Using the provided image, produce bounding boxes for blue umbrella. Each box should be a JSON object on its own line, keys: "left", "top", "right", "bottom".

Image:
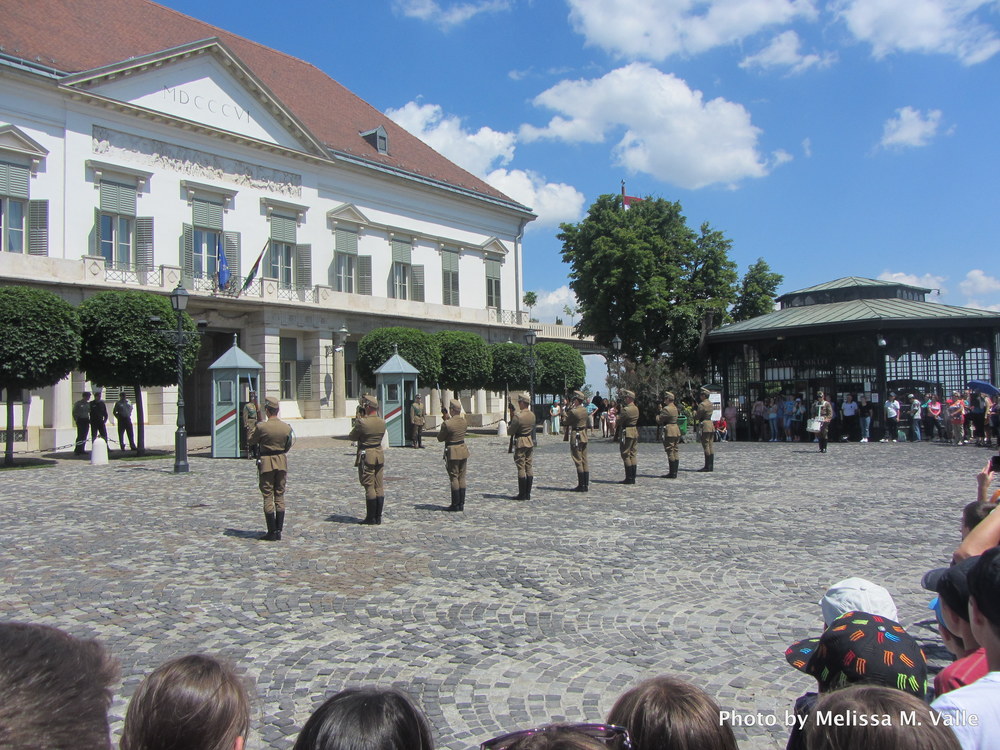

{"left": 967, "top": 380, "right": 1000, "bottom": 398}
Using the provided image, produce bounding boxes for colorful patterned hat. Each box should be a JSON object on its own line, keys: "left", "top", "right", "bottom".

{"left": 785, "top": 611, "right": 927, "bottom": 698}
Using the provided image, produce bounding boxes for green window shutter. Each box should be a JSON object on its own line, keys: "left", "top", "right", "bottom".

{"left": 442, "top": 250, "right": 459, "bottom": 272}
{"left": 224, "top": 231, "right": 241, "bottom": 280}
{"left": 94, "top": 207, "right": 103, "bottom": 254}
{"left": 296, "top": 360, "right": 313, "bottom": 400}
{"left": 0, "top": 161, "right": 30, "bottom": 199}
{"left": 270, "top": 214, "right": 297, "bottom": 244}
{"left": 486, "top": 259, "right": 501, "bottom": 279}
{"left": 357, "top": 255, "right": 372, "bottom": 296}
{"left": 182, "top": 223, "right": 194, "bottom": 285}
{"left": 27, "top": 200, "right": 48, "bottom": 256}
{"left": 280, "top": 336, "right": 297, "bottom": 361}
{"left": 411, "top": 265, "right": 425, "bottom": 302}
{"left": 391, "top": 238, "right": 411, "bottom": 264}
{"left": 193, "top": 198, "right": 223, "bottom": 230}
{"left": 135, "top": 216, "right": 154, "bottom": 271}
{"left": 100, "top": 180, "right": 136, "bottom": 216}
{"left": 295, "top": 243, "right": 312, "bottom": 289}
{"left": 335, "top": 227, "right": 358, "bottom": 255}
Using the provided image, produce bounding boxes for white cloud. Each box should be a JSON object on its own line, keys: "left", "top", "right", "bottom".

{"left": 524, "top": 285, "right": 579, "bottom": 322}
{"left": 519, "top": 63, "right": 779, "bottom": 189}
{"left": 878, "top": 106, "right": 944, "bottom": 149}
{"left": 739, "top": 30, "right": 837, "bottom": 73}
{"left": 878, "top": 270, "right": 947, "bottom": 298}
{"left": 392, "top": 0, "right": 511, "bottom": 29}
{"left": 386, "top": 101, "right": 584, "bottom": 226}
{"left": 485, "top": 169, "right": 586, "bottom": 228}
{"left": 960, "top": 269, "right": 1000, "bottom": 298}
{"left": 566, "top": 0, "right": 818, "bottom": 60}
{"left": 836, "top": 0, "right": 1000, "bottom": 65}
{"left": 802, "top": 137, "right": 812, "bottom": 157}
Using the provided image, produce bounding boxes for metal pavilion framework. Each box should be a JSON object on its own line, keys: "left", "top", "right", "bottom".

{"left": 707, "top": 277, "right": 1000, "bottom": 439}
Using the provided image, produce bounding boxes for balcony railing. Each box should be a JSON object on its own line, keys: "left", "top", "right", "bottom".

{"left": 487, "top": 307, "right": 528, "bottom": 325}
{"left": 105, "top": 262, "right": 152, "bottom": 285}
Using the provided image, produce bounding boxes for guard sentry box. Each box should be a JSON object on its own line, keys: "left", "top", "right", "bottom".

{"left": 209, "top": 336, "right": 263, "bottom": 458}
{"left": 374, "top": 346, "right": 419, "bottom": 448}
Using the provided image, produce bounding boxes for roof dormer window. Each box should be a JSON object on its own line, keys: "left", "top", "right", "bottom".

{"left": 361, "top": 126, "right": 388, "bottom": 155}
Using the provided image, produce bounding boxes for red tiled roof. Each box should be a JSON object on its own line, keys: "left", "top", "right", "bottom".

{"left": 0, "top": 0, "right": 525, "bottom": 209}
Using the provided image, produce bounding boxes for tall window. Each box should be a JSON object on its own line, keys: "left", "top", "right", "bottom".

{"left": 389, "top": 238, "right": 423, "bottom": 301}
{"left": 334, "top": 227, "right": 357, "bottom": 293}
{"left": 442, "top": 249, "right": 460, "bottom": 306}
{"left": 269, "top": 241, "right": 294, "bottom": 288}
{"left": 97, "top": 180, "right": 136, "bottom": 267}
{"left": 266, "top": 213, "right": 309, "bottom": 290}
{"left": 392, "top": 261, "right": 409, "bottom": 299}
{"left": 182, "top": 195, "right": 238, "bottom": 291}
{"left": 280, "top": 336, "right": 297, "bottom": 400}
{"left": 486, "top": 258, "right": 502, "bottom": 309}
{"left": 0, "top": 160, "right": 28, "bottom": 254}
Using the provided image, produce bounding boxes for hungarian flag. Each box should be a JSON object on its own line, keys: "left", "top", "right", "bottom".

{"left": 239, "top": 240, "right": 269, "bottom": 296}
{"left": 216, "top": 239, "right": 231, "bottom": 290}
{"left": 621, "top": 180, "right": 643, "bottom": 209}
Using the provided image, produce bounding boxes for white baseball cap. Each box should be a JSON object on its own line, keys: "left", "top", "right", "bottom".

{"left": 819, "top": 577, "right": 898, "bottom": 626}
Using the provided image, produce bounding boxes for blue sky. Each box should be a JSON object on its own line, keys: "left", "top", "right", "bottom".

{"left": 157, "top": 0, "right": 1000, "bottom": 328}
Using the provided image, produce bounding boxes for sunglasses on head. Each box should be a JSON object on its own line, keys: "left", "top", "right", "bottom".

{"left": 480, "top": 723, "right": 632, "bottom": 750}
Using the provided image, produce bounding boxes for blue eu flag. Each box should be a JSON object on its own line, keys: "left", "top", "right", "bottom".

{"left": 217, "top": 240, "right": 231, "bottom": 290}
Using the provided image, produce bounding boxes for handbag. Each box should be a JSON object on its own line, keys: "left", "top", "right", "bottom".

{"left": 806, "top": 417, "right": 823, "bottom": 433}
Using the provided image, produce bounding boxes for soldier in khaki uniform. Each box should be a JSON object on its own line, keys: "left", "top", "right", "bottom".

{"left": 438, "top": 398, "right": 470, "bottom": 511}
{"left": 813, "top": 390, "right": 834, "bottom": 453}
{"left": 696, "top": 388, "right": 716, "bottom": 472}
{"left": 248, "top": 396, "right": 293, "bottom": 541}
{"left": 615, "top": 389, "right": 640, "bottom": 484}
{"left": 657, "top": 391, "right": 682, "bottom": 478}
{"left": 409, "top": 398, "right": 426, "bottom": 448}
{"left": 243, "top": 391, "right": 261, "bottom": 459}
{"left": 348, "top": 394, "right": 386, "bottom": 525}
{"left": 510, "top": 393, "right": 537, "bottom": 500}
{"left": 563, "top": 390, "right": 590, "bottom": 492}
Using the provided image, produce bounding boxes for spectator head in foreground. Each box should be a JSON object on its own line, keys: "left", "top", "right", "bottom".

{"left": 0, "top": 622, "right": 118, "bottom": 750}
{"left": 481, "top": 724, "right": 631, "bottom": 750}
{"left": 120, "top": 654, "right": 251, "bottom": 750}
{"left": 968, "top": 545, "right": 1000, "bottom": 647}
{"left": 785, "top": 612, "right": 928, "bottom": 698}
{"left": 804, "top": 685, "right": 960, "bottom": 750}
{"left": 606, "top": 675, "right": 737, "bottom": 750}
{"left": 819, "top": 578, "right": 898, "bottom": 627}
{"left": 293, "top": 687, "right": 433, "bottom": 750}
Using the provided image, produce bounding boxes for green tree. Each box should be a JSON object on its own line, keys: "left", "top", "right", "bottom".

{"left": 489, "top": 341, "right": 530, "bottom": 412}
{"left": 562, "top": 304, "right": 578, "bottom": 325}
{"left": 78, "top": 290, "right": 201, "bottom": 455}
{"left": 559, "top": 194, "right": 739, "bottom": 374}
{"left": 357, "top": 327, "right": 441, "bottom": 389}
{"left": 0, "top": 287, "right": 82, "bottom": 466}
{"left": 522, "top": 291, "right": 537, "bottom": 321}
{"left": 731, "top": 258, "right": 783, "bottom": 322}
{"left": 435, "top": 331, "right": 492, "bottom": 395}
{"left": 534, "top": 342, "right": 585, "bottom": 396}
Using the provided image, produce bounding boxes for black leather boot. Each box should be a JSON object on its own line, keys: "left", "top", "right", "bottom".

{"left": 375, "top": 496, "right": 384, "bottom": 524}
{"left": 581, "top": 471, "right": 589, "bottom": 492}
{"left": 274, "top": 511, "right": 284, "bottom": 541}
{"left": 260, "top": 512, "right": 278, "bottom": 541}
{"left": 361, "top": 498, "right": 376, "bottom": 524}
{"left": 458, "top": 487, "right": 466, "bottom": 511}
{"left": 525, "top": 476, "right": 533, "bottom": 500}
{"left": 448, "top": 488, "right": 460, "bottom": 511}
{"left": 620, "top": 467, "right": 630, "bottom": 484}
{"left": 625, "top": 465, "right": 636, "bottom": 484}
{"left": 668, "top": 460, "right": 678, "bottom": 478}
{"left": 514, "top": 476, "right": 526, "bottom": 500}
{"left": 574, "top": 472, "right": 585, "bottom": 491}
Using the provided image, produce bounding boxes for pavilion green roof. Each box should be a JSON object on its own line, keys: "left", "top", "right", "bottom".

{"left": 710, "top": 297, "right": 1000, "bottom": 341}
{"left": 777, "top": 276, "right": 931, "bottom": 300}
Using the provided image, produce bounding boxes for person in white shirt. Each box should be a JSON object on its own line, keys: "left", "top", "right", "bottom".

{"left": 883, "top": 393, "right": 901, "bottom": 442}
{"left": 931, "top": 546, "right": 1000, "bottom": 750}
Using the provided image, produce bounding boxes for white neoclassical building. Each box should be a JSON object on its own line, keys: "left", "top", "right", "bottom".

{"left": 0, "top": 0, "right": 567, "bottom": 450}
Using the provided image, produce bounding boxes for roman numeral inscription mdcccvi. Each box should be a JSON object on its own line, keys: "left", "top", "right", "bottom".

{"left": 161, "top": 86, "right": 252, "bottom": 124}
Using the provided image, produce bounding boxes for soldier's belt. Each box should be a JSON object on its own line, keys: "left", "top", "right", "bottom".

{"left": 258, "top": 448, "right": 288, "bottom": 456}
{"left": 446, "top": 440, "right": 465, "bottom": 446}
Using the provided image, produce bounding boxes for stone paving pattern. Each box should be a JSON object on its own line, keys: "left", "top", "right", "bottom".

{"left": 1, "top": 431, "right": 984, "bottom": 749}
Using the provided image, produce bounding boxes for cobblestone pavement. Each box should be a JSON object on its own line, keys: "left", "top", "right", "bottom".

{"left": 1, "top": 432, "right": 987, "bottom": 749}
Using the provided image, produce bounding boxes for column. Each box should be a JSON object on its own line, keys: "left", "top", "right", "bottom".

{"left": 333, "top": 328, "right": 348, "bottom": 418}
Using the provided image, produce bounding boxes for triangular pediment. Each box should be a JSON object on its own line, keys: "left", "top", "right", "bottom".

{"left": 0, "top": 125, "right": 49, "bottom": 168}
{"left": 59, "top": 39, "right": 326, "bottom": 156}
{"left": 480, "top": 237, "right": 508, "bottom": 256}
{"left": 326, "top": 203, "right": 371, "bottom": 226}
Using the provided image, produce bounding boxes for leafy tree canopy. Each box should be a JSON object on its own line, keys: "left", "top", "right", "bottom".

{"left": 534, "top": 342, "right": 585, "bottom": 396}
{"left": 78, "top": 290, "right": 201, "bottom": 387}
{"left": 559, "top": 194, "right": 738, "bottom": 373}
{"left": 0, "top": 286, "right": 81, "bottom": 390}
{"left": 435, "top": 331, "right": 492, "bottom": 392}
{"left": 489, "top": 342, "right": 530, "bottom": 392}
{"left": 357, "top": 327, "right": 441, "bottom": 388}
{"left": 731, "top": 258, "right": 783, "bottom": 322}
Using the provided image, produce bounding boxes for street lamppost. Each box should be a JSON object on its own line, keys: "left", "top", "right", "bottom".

{"left": 525, "top": 328, "right": 538, "bottom": 445}
{"left": 153, "top": 284, "right": 205, "bottom": 473}
{"left": 611, "top": 334, "right": 622, "bottom": 400}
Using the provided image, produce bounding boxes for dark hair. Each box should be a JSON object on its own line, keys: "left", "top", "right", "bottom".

{"left": 607, "top": 676, "right": 738, "bottom": 750}
{"left": 967, "top": 545, "right": 1000, "bottom": 630}
{"left": 120, "top": 654, "right": 251, "bottom": 750}
{"left": 503, "top": 728, "right": 611, "bottom": 750}
{"left": 0, "top": 622, "right": 118, "bottom": 749}
{"left": 962, "top": 501, "right": 995, "bottom": 532}
{"left": 804, "top": 685, "right": 961, "bottom": 750}
{"left": 293, "top": 688, "right": 433, "bottom": 750}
